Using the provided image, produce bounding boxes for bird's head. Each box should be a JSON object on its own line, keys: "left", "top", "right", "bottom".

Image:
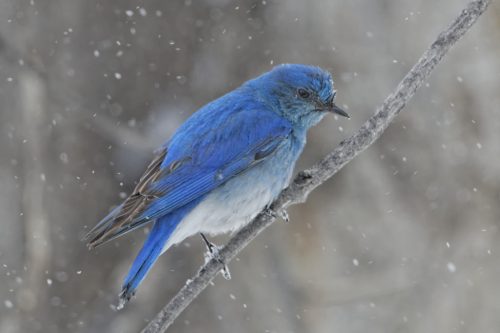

{"left": 247, "top": 64, "right": 348, "bottom": 129}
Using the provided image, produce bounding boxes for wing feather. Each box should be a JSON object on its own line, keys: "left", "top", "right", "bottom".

{"left": 85, "top": 108, "right": 292, "bottom": 248}
{"left": 85, "top": 148, "right": 167, "bottom": 248}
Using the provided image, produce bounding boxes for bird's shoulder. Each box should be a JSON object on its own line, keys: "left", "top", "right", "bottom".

{"left": 165, "top": 88, "right": 291, "bottom": 160}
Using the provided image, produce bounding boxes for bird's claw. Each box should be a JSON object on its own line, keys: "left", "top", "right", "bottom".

{"left": 264, "top": 208, "right": 289, "bottom": 223}
{"left": 200, "top": 233, "right": 231, "bottom": 280}
{"left": 278, "top": 209, "right": 290, "bottom": 223}
{"left": 298, "top": 170, "right": 313, "bottom": 179}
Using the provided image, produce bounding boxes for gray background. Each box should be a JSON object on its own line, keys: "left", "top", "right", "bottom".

{"left": 0, "top": 0, "right": 499, "bottom": 332}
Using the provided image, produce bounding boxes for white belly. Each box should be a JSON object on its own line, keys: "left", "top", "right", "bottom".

{"left": 162, "top": 143, "right": 298, "bottom": 253}
{"left": 164, "top": 180, "right": 273, "bottom": 250}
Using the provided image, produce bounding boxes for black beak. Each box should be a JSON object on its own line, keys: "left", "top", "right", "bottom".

{"left": 328, "top": 103, "right": 350, "bottom": 118}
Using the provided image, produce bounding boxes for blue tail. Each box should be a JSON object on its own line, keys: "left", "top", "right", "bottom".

{"left": 119, "top": 199, "right": 201, "bottom": 305}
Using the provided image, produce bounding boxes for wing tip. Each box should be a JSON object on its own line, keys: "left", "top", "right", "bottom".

{"left": 83, "top": 230, "right": 106, "bottom": 249}
{"left": 83, "top": 219, "right": 118, "bottom": 249}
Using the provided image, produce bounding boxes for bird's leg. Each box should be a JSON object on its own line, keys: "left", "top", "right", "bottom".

{"left": 200, "top": 233, "right": 231, "bottom": 280}
{"left": 200, "top": 232, "right": 215, "bottom": 253}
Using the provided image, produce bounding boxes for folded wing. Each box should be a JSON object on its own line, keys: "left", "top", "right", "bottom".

{"left": 85, "top": 108, "right": 291, "bottom": 248}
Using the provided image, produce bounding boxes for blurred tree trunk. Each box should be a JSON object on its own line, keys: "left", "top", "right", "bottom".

{"left": 18, "top": 69, "right": 51, "bottom": 332}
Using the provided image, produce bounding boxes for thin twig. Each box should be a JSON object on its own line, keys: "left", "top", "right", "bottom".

{"left": 141, "top": 1, "right": 491, "bottom": 332}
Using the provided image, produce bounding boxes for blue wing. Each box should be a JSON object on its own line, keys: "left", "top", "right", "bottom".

{"left": 85, "top": 100, "right": 292, "bottom": 248}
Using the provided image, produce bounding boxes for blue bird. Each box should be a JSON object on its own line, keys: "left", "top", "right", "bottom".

{"left": 85, "top": 64, "right": 349, "bottom": 306}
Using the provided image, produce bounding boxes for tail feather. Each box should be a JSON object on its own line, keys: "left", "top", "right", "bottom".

{"left": 117, "top": 198, "right": 202, "bottom": 307}
{"left": 119, "top": 219, "right": 171, "bottom": 304}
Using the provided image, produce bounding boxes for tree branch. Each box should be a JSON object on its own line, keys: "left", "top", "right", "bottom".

{"left": 141, "top": 1, "right": 491, "bottom": 332}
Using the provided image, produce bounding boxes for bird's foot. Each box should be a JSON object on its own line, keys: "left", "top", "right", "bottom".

{"left": 298, "top": 169, "right": 314, "bottom": 180}
{"left": 278, "top": 209, "right": 290, "bottom": 223}
{"left": 200, "top": 233, "right": 231, "bottom": 280}
{"left": 264, "top": 207, "right": 290, "bottom": 223}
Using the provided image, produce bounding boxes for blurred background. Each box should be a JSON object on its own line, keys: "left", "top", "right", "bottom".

{"left": 0, "top": 0, "right": 499, "bottom": 332}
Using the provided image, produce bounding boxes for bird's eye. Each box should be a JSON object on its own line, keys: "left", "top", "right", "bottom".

{"left": 297, "top": 88, "right": 310, "bottom": 99}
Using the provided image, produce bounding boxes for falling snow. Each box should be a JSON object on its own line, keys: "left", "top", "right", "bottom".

{"left": 4, "top": 300, "right": 13, "bottom": 309}
{"left": 0, "top": 2, "right": 495, "bottom": 333}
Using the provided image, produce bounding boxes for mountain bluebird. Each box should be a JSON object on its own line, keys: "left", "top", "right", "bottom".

{"left": 85, "top": 64, "right": 349, "bottom": 306}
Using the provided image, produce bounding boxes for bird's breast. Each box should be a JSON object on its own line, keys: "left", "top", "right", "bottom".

{"left": 164, "top": 139, "right": 302, "bottom": 250}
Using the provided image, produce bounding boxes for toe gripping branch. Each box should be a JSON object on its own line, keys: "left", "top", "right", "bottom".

{"left": 198, "top": 207, "right": 290, "bottom": 282}
{"left": 265, "top": 207, "right": 290, "bottom": 223}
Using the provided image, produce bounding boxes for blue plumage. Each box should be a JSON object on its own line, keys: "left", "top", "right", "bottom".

{"left": 121, "top": 197, "right": 202, "bottom": 303}
{"left": 85, "top": 64, "right": 348, "bottom": 305}
{"left": 142, "top": 108, "right": 292, "bottom": 221}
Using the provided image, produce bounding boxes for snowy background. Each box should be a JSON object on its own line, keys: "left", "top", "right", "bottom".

{"left": 0, "top": 0, "right": 499, "bottom": 332}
